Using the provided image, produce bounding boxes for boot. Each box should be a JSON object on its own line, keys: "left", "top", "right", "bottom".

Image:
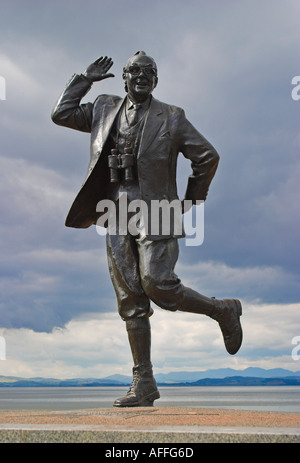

{"left": 114, "top": 364, "right": 160, "bottom": 407}
{"left": 113, "top": 318, "right": 160, "bottom": 407}
{"left": 179, "top": 287, "right": 243, "bottom": 355}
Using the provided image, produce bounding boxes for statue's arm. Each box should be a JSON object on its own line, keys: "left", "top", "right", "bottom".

{"left": 51, "top": 56, "right": 114, "bottom": 132}
{"left": 178, "top": 110, "right": 220, "bottom": 202}
{"left": 51, "top": 74, "right": 94, "bottom": 132}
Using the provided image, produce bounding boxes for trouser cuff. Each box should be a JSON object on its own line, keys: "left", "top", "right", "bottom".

{"left": 126, "top": 318, "right": 151, "bottom": 331}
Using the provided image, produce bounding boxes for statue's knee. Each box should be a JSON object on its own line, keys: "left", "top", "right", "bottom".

{"left": 142, "top": 277, "right": 178, "bottom": 311}
{"left": 142, "top": 276, "right": 158, "bottom": 300}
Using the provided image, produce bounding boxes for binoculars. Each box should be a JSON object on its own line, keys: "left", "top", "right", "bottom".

{"left": 108, "top": 148, "right": 135, "bottom": 183}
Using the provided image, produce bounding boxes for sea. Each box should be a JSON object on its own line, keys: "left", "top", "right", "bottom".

{"left": 0, "top": 386, "right": 299, "bottom": 413}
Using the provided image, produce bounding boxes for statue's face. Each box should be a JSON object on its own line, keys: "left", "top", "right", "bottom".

{"left": 123, "top": 55, "right": 157, "bottom": 102}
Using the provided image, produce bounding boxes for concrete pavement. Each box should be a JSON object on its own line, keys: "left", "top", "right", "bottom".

{"left": 0, "top": 407, "right": 299, "bottom": 443}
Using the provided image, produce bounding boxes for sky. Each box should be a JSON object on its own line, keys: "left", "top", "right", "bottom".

{"left": 0, "top": 0, "right": 299, "bottom": 379}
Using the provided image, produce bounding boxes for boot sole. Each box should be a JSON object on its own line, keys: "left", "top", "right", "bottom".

{"left": 114, "top": 390, "right": 160, "bottom": 408}
{"left": 228, "top": 299, "right": 243, "bottom": 355}
{"left": 139, "top": 390, "right": 160, "bottom": 406}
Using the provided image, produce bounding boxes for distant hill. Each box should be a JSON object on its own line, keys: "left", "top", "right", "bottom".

{"left": 0, "top": 368, "right": 299, "bottom": 387}
{"left": 162, "top": 376, "right": 300, "bottom": 387}
{"left": 152, "top": 367, "right": 300, "bottom": 383}
{"left": 0, "top": 376, "right": 128, "bottom": 387}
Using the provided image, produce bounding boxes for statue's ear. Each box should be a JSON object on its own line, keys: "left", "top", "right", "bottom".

{"left": 122, "top": 71, "right": 128, "bottom": 92}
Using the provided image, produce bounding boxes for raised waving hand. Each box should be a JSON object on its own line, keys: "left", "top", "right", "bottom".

{"left": 83, "top": 56, "right": 114, "bottom": 82}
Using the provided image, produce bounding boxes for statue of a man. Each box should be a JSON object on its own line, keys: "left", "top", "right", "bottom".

{"left": 52, "top": 52, "right": 242, "bottom": 407}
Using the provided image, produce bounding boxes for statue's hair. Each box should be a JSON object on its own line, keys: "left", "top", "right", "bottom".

{"left": 134, "top": 50, "right": 147, "bottom": 56}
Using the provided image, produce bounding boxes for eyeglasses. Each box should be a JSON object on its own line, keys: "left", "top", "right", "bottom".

{"left": 126, "top": 65, "right": 157, "bottom": 76}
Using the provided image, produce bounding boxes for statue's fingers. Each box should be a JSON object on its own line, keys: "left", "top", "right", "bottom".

{"left": 104, "top": 60, "right": 114, "bottom": 71}
{"left": 93, "top": 56, "right": 103, "bottom": 65}
{"left": 103, "top": 73, "right": 115, "bottom": 79}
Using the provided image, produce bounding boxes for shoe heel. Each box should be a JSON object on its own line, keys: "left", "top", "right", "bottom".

{"left": 139, "top": 398, "right": 154, "bottom": 406}
{"left": 139, "top": 390, "right": 160, "bottom": 406}
{"left": 234, "top": 299, "right": 242, "bottom": 316}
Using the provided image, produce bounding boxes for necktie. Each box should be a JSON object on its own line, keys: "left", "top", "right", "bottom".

{"left": 128, "top": 104, "right": 141, "bottom": 127}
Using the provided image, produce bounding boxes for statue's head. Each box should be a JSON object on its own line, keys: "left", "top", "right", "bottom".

{"left": 122, "top": 51, "right": 158, "bottom": 102}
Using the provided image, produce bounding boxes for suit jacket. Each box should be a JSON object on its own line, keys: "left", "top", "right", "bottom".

{"left": 51, "top": 74, "right": 219, "bottom": 238}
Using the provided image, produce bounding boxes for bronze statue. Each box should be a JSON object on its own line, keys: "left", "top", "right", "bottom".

{"left": 52, "top": 52, "right": 243, "bottom": 407}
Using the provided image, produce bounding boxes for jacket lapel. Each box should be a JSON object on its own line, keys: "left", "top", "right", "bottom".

{"left": 98, "top": 96, "right": 124, "bottom": 153}
{"left": 138, "top": 98, "right": 164, "bottom": 157}
{"left": 96, "top": 96, "right": 164, "bottom": 156}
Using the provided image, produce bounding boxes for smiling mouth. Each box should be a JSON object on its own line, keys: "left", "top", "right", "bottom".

{"left": 135, "top": 78, "right": 148, "bottom": 87}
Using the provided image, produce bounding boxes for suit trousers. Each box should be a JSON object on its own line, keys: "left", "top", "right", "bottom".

{"left": 106, "top": 232, "right": 186, "bottom": 320}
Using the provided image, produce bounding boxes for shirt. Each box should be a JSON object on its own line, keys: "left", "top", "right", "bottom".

{"left": 109, "top": 96, "right": 151, "bottom": 155}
